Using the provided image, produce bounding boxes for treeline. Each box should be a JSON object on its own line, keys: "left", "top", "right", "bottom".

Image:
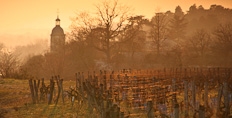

{"left": 5, "top": 1, "right": 232, "bottom": 79}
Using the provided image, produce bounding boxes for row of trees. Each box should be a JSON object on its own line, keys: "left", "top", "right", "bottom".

{"left": 0, "top": 39, "right": 48, "bottom": 79}
{"left": 66, "top": 1, "right": 232, "bottom": 69}
{"left": 1, "top": 0, "right": 232, "bottom": 79}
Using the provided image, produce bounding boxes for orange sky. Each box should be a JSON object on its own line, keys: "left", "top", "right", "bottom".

{"left": 0, "top": 0, "right": 232, "bottom": 47}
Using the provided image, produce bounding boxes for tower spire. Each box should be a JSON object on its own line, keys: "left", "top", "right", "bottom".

{"left": 57, "top": 9, "right": 59, "bottom": 19}
{"left": 55, "top": 9, "right": 60, "bottom": 26}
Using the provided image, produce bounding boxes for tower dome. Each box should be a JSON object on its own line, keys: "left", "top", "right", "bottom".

{"left": 50, "top": 16, "right": 65, "bottom": 53}
{"left": 51, "top": 25, "right": 64, "bottom": 35}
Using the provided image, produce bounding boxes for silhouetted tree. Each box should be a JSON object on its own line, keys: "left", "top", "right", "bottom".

{"left": 117, "top": 15, "right": 147, "bottom": 67}
{"left": 0, "top": 50, "right": 18, "bottom": 78}
{"left": 186, "top": 29, "right": 211, "bottom": 66}
{"left": 168, "top": 6, "right": 187, "bottom": 45}
{"left": 149, "top": 12, "right": 168, "bottom": 56}
{"left": 212, "top": 23, "right": 232, "bottom": 66}
{"left": 20, "top": 55, "right": 45, "bottom": 79}
{"left": 198, "top": 5, "right": 205, "bottom": 11}
{"left": 65, "top": 38, "right": 96, "bottom": 72}
{"left": 188, "top": 4, "right": 198, "bottom": 14}
{"left": 175, "top": 6, "right": 184, "bottom": 17}
{"left": 70, "top": 0, "right": 130, "bottom": 65}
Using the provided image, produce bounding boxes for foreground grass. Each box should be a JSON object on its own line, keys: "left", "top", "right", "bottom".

{"left": 0, "top": 78, "right": 31, "bottom": 117}
{"left": 15, "top": 102, "right": 90, "bottom": 118}
{"left": 0, "top": 78, "right": 93, "bottom": 118}
{"left": 2, "top": 78, "right": 228, "bottom": 117}
{"left": 0, "top": 78, "right": 145, "bottom": 118}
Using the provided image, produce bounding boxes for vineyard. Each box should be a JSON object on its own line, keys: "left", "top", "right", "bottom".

{"left": 24, "top": 67, "right": 232, "bottom": 118}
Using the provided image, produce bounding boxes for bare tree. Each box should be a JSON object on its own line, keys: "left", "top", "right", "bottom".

{"left": 117, "top": 15, "right": 147, "bottom": 67}
{"left": 0, "top": 50, "right": 18, "bottom": 78}
{"left": 213, "top": 23, "right": 232, "bottom": 66}
{"left": 187, "top": 29, "right": 211, "bottom": 66}
{"left": 70, "top": 0, "right": 130, "bottom": 64}
{"left": 213, "top": 23, "right": 232, "bottom": 51}
{"left": 149, "top": 12, "right": 168, "bottom": 56}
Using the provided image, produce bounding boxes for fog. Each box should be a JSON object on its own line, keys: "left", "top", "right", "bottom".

{"left": 13, "top": 39, "right": 49, "bottom": 61}
{"left": 1, "top": 2, "right": 232, "bottom": 79}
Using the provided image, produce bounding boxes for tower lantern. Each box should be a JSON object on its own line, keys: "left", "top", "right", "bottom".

{"left": 55, "top": 16, "right": 60, "bottom": 26}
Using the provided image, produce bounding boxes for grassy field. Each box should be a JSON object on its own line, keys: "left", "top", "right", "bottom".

{"left": 0, "top": 78, "right": 31, "bottom": 117}
{"left": 0, "top": 78, "right": 93, "bottom": 118}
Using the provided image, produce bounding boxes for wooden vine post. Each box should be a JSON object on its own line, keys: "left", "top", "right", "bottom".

{"left": 40, "top": 78, "right": 46, "bottom": 102}
{"left": 120, "top": 111, "right": 124, "bottom": 118}
{"left": 28, "top": 79, "right": 40, "bottom": 104}
{"left": 172, "top": 78, "right": 177, "bottom": 108}
{"left": 75, "top": 72, "right": 79, "bottom": 90}
{"left": 199, "top": 105, "right": 205, "bottom": 118}
{"left": 184, "top": 80, "right": 188, "bottom": 117}
{"left": 103, "top": 70, "right": 107, "bottom": 91}
{"left": 29, "top": 79, "right": 36, "bottom": 104}
{"left": 174, "top": 103, "right": 179, "bottom": 118}
{"left": 223, "top": 81, "right": 229, "bottom": 117}
{"left": 55, "top": 76, "right": 64, "bottom": 105}
{"left": 191, "top": 79, "right": 196, "bottom": 114}
{"left": 204, "top": 81, "right": 208, "bottom": 108}
{"left": 147, "top": 100, "right": 154, "bottom": 118}
{"left": 48, "top": 78, "right": 55, "bottom": 105}
{"left": 33, "top": 79, "right": 40, "bottom": 103}
{"left": 217, "top": 83, "right": 223, "bottom": 116}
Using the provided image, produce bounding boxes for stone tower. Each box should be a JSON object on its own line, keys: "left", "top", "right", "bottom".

{"left": 50, "top": 16, "right": 65, "bottom": 53}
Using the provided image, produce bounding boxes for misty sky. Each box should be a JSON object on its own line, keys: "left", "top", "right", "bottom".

{"left": 0, "top": 0, "right": 232, "bottom": 47}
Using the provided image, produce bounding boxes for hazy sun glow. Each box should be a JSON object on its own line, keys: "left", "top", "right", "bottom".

{"left": 0, "top": 0, "right": 232, "bottom": 47}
